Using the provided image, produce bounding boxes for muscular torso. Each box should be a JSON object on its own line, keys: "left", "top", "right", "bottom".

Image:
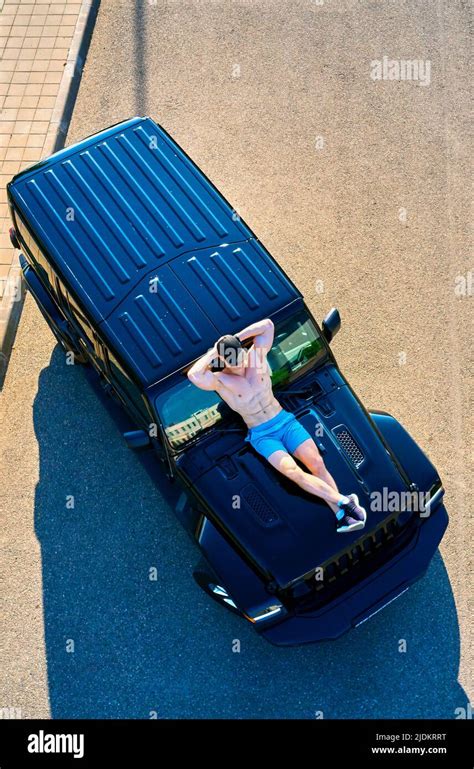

{"left": 214, "top": 350, "right": 282, "bottom": 428}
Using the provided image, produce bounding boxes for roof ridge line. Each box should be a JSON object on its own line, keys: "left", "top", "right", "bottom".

{"left": 98, "top": 237, "right": 253, "bottom": 324}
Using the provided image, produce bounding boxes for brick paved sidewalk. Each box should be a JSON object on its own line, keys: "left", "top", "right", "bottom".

{"left": 0, "top": 0, "right": 83, "bottom": 299}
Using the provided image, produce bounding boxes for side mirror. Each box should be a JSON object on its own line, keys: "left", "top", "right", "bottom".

{"left": 322, "top": 308, "right": 341, "bottom": 343}
{"left": 123, "top": 429, "right": 150, "bottom": 450}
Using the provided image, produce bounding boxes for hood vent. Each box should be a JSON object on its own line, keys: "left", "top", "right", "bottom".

{"left": 332, "top": 425, "right": 365, "bottom": 468}
{"left": 241, "top": 484, "right": 280, "bottom": 527}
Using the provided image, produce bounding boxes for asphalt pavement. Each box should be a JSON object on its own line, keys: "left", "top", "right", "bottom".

{"left": 0, "top": 0, "right": 471, "bottom": 718}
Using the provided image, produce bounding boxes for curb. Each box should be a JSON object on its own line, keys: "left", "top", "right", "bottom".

{"left": 0, "top": 266, "right": 26, "bottom": 385}
{"left": 0, "top": 0, "right": 100, "bottom": 388}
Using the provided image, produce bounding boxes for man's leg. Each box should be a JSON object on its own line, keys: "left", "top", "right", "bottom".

{"left": 291, "top": 437, "right": 367, "bottom": 525}
{"left": 292, "top": 438, "right": 339, "bottom": 497}
{"left": 266, "top": 450, "right": 342, "bottom": 510}
{"left": 265, "top": 448, "right": 367, "bottom": 533}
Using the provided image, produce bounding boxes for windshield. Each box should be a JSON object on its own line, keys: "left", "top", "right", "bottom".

{"left": 155, "top": 309, "right": 326, "bottom": 449}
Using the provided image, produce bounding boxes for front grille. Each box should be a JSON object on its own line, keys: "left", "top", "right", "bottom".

{"left": 290, "top": 511, "right": 420, "bottom": 612}
{"left": 241, "top": 484, "right": 280, "bottom": 527}
{"left": 333, "top": 424, "right": 365, "bottom": 468}
{"left": 316, "top": 516, "right": 399, "bottom": 590}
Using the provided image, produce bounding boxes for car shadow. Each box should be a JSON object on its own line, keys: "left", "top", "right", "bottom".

{"left": 34, "top": 347, "right": 469, "bottom": 718}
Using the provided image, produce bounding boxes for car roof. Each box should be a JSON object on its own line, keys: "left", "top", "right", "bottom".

{"left": 8, "top": 116, "right": 301, "bottom": 387}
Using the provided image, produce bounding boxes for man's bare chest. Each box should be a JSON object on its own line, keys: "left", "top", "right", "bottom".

{"left": 217, "top": 366, "right": 271, "bottom": 403}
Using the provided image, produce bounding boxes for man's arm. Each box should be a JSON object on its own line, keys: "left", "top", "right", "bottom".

{"left": 236, "top": 318, "right": 274, "bottom": 352}
{"left": 187, "top": 346, "right": 219, "bottom": 391}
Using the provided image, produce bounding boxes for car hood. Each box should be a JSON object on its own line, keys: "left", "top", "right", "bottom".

{"left": 178, "top": 376, "right": 412, "bottom": 588}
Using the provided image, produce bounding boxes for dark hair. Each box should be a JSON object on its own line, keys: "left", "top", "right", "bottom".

{"left": 216, "top": 334, "right": 243, "bottom": 367}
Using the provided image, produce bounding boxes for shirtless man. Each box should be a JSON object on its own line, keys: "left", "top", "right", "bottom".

{"left": 187, "top": 318, "right": 367, "bottom": 533}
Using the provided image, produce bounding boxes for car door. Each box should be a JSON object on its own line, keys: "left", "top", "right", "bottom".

{"left": 63, "top": 289, "right": 101, "bottom": 362}
{"left": 103, "top": 347, "right": 154, "bottom": 432}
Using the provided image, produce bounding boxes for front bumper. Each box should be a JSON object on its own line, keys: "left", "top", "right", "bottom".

{"left": 259, "top": 503, "right": 448, "bottom": 646}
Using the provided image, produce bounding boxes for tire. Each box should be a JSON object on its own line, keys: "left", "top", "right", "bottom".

{"left": 193, "top": 564, "right": 242, "bottom": 617}
{"left": 9, "top": 227, "right": 20, "bottom": 249}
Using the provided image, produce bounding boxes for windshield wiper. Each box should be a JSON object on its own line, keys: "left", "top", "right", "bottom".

{"left": 277, "top": 380, "right": 323, "bottom": 398}
{"left": 277, "top": 387, "right": 314, "bottom": 398}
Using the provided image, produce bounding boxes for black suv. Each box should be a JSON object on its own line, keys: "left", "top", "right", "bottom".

{"left": 7, "top": 117, "right": 448, "bottom": 645}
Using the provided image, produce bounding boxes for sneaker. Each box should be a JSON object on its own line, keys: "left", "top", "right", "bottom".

{"left": 335, "top": 509, "right": 365, "bottom": 534}
{"left": 347, "top": 493, "right": 367, "bottom": 524}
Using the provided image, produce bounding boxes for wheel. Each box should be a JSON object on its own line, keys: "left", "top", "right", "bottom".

{"left": 193, "top": 564, "right": 242, "bottom": 616}
{"left": 9, "top": 227, "right": 20, "bottom": 249}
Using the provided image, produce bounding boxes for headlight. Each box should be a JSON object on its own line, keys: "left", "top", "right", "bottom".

{"left": 422, "top": 480, "right": 444, "bottom": 517}
{"left": 244, "top": 602, "right": 284, "bottom": 623}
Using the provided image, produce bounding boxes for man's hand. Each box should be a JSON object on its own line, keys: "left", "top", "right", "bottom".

{"left": 188, "top": 319, "right": 274, "bottom": 390}
{"left": 236, "top": 318, "right": 274, "bottom": 353}
{"left": 187, "top": 346, "right": 219, "bottom": 391}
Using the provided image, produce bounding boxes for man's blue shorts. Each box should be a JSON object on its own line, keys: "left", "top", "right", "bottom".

{"left": 245, "top": 409, "right": 312, "bottom": 460}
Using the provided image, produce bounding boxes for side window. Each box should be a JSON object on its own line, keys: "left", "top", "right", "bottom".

{"left": 66, "top": 292, "right": 95, "bottom": 349}
{"left": 15, "top": 212, "right": 53, "bottom": 290}
{"left": 55, "top": 278, "right": 69, "bottom": 314}
{"left": 106, "top": 350, "right": 150, "bottom": 425}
